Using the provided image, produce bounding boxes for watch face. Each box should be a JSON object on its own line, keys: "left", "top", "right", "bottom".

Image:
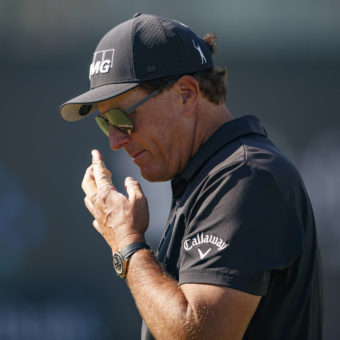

{"left": 113, "top": 253, "right": 124, "bottom": 276}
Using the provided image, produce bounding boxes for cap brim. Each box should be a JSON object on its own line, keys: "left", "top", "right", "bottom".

{"left": 59, "top": 82, "right": 140, "bottom": 122}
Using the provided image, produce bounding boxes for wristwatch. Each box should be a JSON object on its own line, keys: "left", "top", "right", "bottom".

{"left": 112, "top": 242, "right": 151, "bottom": 279}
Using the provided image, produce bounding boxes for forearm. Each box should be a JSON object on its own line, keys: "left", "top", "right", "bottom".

{"left": 126, "top": 249, "right": 202, "bottom": 340}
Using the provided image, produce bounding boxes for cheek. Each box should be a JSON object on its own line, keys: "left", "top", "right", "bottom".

{"left": 134, "top": 97, "right": 190, "bottom": 163}
{"left": 135, "top": 109, "right": 178, "bottom": 147}
{"left": 149, "top": 118, "right": 179, "bottom": 154}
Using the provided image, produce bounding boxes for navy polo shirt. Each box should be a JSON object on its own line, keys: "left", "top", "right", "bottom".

{"left": 141, "top": 115, "right": 323, "bottom": 340}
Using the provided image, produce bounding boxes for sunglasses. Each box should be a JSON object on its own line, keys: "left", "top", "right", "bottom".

{"left": 95, "top": 80, "right": 176, "bottom": 136}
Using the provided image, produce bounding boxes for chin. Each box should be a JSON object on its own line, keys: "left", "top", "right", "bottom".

{"left": 140, "top": 167, "right": 173, "bottom": 182}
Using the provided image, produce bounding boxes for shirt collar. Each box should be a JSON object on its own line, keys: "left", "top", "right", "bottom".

{"left": 176, "top": 115, "right": 267, "bottom": 184}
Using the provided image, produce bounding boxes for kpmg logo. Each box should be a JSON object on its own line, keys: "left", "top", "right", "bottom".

{"left": 89, "top": 49, "right": 115, "bottom": 79}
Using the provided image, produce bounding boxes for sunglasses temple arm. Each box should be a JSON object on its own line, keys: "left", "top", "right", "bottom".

{"left": 125, "top": 80, "right": 177, "bottom": 115}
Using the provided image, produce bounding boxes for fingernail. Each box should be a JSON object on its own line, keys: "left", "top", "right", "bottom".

{"left": 92, "top": 150, "right": 102, "bottom": 164}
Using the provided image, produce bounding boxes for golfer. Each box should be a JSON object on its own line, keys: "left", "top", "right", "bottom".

{"left": 60, "top": 13, "right": 323, "bottom": 339}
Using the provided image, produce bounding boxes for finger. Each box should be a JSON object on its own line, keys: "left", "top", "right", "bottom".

{"left": 91, "top": 149, "right": 115, "bottom": 190}
{"left": 93, "top": 220, "right": 101, "bottom": 233}
{"left": 84, "top": 196, "right": 96, "bottom": 216}
{"left": 82, "top": 166, "right": 97, "bottom": 198}
{"left": 125, "top": 176, "right": 144, "bottom": 201}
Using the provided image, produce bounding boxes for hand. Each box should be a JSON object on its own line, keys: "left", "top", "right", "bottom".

{"left": 81, "top": 149, "right": 149, "bottom": 252}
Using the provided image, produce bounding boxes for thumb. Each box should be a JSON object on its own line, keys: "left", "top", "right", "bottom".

{"left": 125, "top": 177, "right": 144, "bottom": 201}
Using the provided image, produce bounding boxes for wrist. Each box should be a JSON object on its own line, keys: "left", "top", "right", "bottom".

{"left": 112, "top": 242, "right": 151, "bottom": 279}
{"left": 114, "top": 233, "right": 146, "bottom": 254}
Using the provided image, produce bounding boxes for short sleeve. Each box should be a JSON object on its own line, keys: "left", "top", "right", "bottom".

{"left": 178, "top": 163, "right": 304, "bottom": 296}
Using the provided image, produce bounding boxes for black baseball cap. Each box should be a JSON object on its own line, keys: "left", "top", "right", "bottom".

{"left": 59, "top": 13, "right": 214, "bottom": 121}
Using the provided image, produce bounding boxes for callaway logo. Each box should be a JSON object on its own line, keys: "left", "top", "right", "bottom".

{"left": 192, "top": 40, "right": 207, "bottom": 64}
{"left": 198, "top": 248, "right": 211, "bottom": 259}
{"left": 184, "top": 232, "right": 229, "bottom": 260}
{"left": 89, "top": 49, "right": 115, "bottom": 79}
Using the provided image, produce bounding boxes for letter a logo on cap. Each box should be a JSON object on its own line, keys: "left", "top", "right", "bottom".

{"left": 89, "top": 49, "right": 115, "bottom": 79}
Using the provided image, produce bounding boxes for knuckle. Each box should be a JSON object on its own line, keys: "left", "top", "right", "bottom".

{"left": 96, "top": 192, "right": 106, "bottom": 205}
{"left": 81, "top": 181, "right": 87, "bottom": 191}
{"left": 97, "top": 183, "right": 113, "bottom": 192}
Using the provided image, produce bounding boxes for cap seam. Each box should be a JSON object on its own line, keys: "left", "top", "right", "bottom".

{"left": 129, "top": 18, "right": 137, "bottom": 80}
{"left": 176, "top": 23, "right": 195, "bottom": 67}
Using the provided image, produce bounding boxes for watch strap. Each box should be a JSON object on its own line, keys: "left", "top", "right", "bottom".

{"left": 120, "top": 242, "right": 151, "bottom": 260}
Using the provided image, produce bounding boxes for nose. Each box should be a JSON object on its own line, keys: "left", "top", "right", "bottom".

{"left": 109, "top": 124, "right": 131, "bottom": 150}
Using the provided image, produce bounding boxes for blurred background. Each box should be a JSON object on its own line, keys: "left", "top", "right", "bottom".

{"left": 0, "top": 0, "right": 339, "bottom": 339}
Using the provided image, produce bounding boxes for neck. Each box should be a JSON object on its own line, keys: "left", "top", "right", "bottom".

{"left": 191, "top": 101, "right": 233, "bottom": 158}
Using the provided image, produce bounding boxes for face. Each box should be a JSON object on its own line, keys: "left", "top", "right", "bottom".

{"left": 97, "top": 84, "right": 196, "bottom": 182}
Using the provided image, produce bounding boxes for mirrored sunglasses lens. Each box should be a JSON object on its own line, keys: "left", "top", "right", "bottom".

{"left": 107, "top": 109, "right": 134, "bottom": 135}
{"left": 95, "top": 116, "right": 109, "bottom": 137}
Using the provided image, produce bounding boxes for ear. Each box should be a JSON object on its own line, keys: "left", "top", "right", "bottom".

{"left": 173, "top": 75, "right": 199, "bottom": 116}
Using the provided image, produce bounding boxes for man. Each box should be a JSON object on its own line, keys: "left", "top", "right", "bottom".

{"left": 60, "top": 13, "right": 323, "bottom": 339}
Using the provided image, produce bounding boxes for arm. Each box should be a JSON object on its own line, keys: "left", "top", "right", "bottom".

{"left": 128, "top": 250, "right": 261, "bottom": 339}
{"left": 82, "top": 150, "right": 261, "bottom": 339}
